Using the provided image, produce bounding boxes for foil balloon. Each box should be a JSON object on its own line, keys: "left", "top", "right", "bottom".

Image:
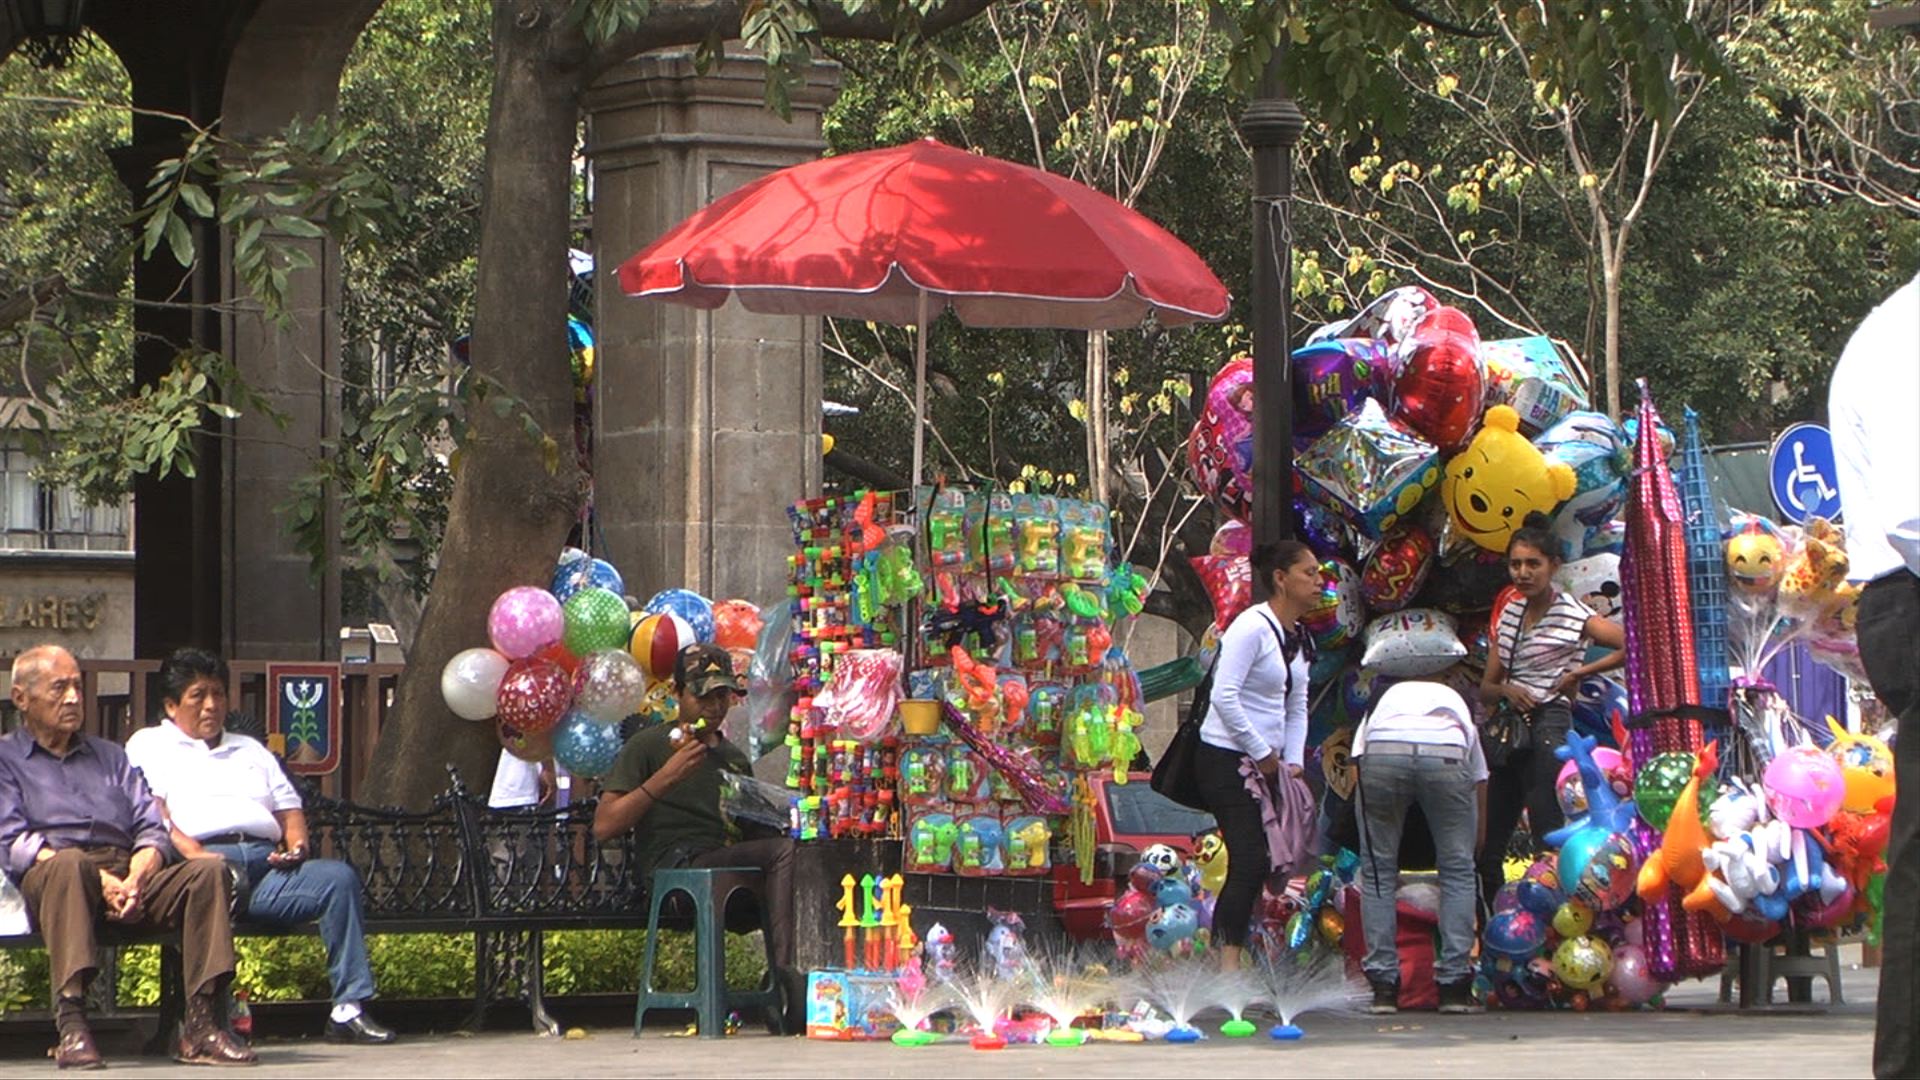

{"left": 1360, "top": 525, "right": 1435, "bottom": 613}
{"left": 1186, "top": 355, "right": 1256, "bottom": 522}
{"left": 1303, "top": 558, "right": 1365, "bottom": 652}
{"left": 1570, "top": 676, "right": 1628, "bottom": 747}
{"left": 1776, "top": 517, "right": 1850, "bottom": 623}
{"left": 1556, "top": 554, "right": 1623, "bottom": 621}
{"left": 1297, "top": 398, "right": 1443, "bottom": 540}
{"left": 1359, "top": 609, "right": 1466, "bottom": 677}
{"left": 1552, "top": 935, "right": 1613, "bottom": 991}
{"left": 1825, "top": 718, "right": 1896, "bottom": 814}
{"left": 1190, "top": 554, "right": 1252, "bottom": 631}
{"left": 1308, "top": 283, "right": 1438, "bottom": 348}
{"left": 488, "top": 587, "right": 565, "bottom": 661}
{"left": 1723, "top": 514, "right": 1785, "bottom": 595}
{"left": 1292, "top": 337, "right": 1389, "bottom": 440}
{"left": 1210, "top": 519, "right": 1252, "bottom": 557}
{"left": 1441, "top": 405, "right": 1576, "bottom": 555}
{"left": 1389, "top": 306, "right": 1485, "bottom": 453}
{"left": 1534, "top": 411, "right": 1632, "bottom": 562}
{"left": 1481, "top": 335, "right": 1589, "bottom": 435}
{"left": 1295, "top": 497, "right": 1361, "bottom": 559}
{"left": 1552, "top": 900, "right": 1595, "bottom": 939}
{"left": 1556, "top": 746, "right": 1628, "bottom": 818}
{"left": 1557, "top": 826, "right": 1640, "bottom": 912}
{"left": 440, "top": 647, "right": 511, "bottom": 722}
{"left": 495, "top": 657, "right": 571, "bottom": 736}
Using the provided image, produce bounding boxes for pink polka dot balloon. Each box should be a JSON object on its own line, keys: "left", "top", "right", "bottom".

{"left": 488, "top": 587, "right": 564, "bottom": 660}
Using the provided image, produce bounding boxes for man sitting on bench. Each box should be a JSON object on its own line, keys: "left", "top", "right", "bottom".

{"left": 0, "top": 644, "right": 253, "bottom": 1068}
{"left": 593, "top": 642, "right": 802, "bottom": 1029}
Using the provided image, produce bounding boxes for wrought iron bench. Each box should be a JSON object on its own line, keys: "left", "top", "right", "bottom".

{"left": 3, "top": 766, "right": 654, "bottom": 1040}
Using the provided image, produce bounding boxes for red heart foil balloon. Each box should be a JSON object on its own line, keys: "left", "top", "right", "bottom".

{"left": 1391, "top": 306, "right": 1486, "bottom": 453}
{"left": 1361, "top": 524, "right": 1436, "bottom": 613}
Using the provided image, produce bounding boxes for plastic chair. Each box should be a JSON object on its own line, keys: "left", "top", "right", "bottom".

{"left": 634, "top": 867, "right": 783, "bottom": 1037}
{"left": 1719, "top": 935, "right": 1845, "bottom": 1006}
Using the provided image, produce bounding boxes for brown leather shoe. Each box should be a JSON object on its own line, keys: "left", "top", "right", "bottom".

{"left": 177, "top": 992, "right": 257, "bottom": 1067}
{"left": 51, "top": 1025, "right": 104, "bottom": 1070}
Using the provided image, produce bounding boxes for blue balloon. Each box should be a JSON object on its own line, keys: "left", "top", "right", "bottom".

{"left": 644, "top": 588, "right": 715, "bottom": 643}
{"left": 1545, "top": 729, "right": 1639, "bottom": 847}
{"left": 552, "top": 710, "right": 623, "bottom": 778}
{"left": 1555, "top": 825, "right": 1639, "bottom": 911}
{"left": 1570, "top": 676, "right": 1627, "bottom": 745}
{"left": 1154, "top": 876, "right": 1193, "bottom": 909}
{"left": 554, "top": 557, "right": 624, "bottom": 603}
{"left": 1482, "top": 909, "right": 1547, "bottom": 962}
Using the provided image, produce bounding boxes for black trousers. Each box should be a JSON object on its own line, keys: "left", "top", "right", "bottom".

{"left": 1862, "top": 572, "right": 1919, "bottom": 1080}
{"left": 1195, "top": 741, "right": 1268, "bottom": 949}
{"left": 1474, "top": 701, "right": 1570, "bottom": 914}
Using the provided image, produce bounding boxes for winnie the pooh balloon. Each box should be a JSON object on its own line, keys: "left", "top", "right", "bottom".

{"left": 1442, "top": 405, "right": 1578, "bottom": 554}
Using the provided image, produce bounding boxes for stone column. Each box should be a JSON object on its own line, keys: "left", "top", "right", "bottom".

{"left": 586, "top": 51, "right": 839, "bottom": 606}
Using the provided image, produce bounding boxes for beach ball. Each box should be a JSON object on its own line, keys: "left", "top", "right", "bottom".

{"left": 630, "top": 612, "right": 696, "bottom": 685}
{"left": 1764, "top": 744, "right": 1846, "bottom": 828}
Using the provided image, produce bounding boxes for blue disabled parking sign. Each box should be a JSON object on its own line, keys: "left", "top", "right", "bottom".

{"left": 1768, "top": 422, "right": 1843, "bottom": 524}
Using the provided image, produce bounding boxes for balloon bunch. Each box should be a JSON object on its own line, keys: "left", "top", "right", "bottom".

{"left": 1722, "top": 512, "right": 1863, "bottom": 681}
{"left": 439, "top": 545, "right": 744, "bottom": 779}
{"left": 1185, "top": 287, "right": 1621, "bottom": 728}
{"left": 1251, "top": 850, "right": 1359, "bottom": 963}
{"left": 1480, "top": 856, "right": 1667, "bottom": 1011}
{"left": 1109, "top": 843, "right": 1214, "bottom": 963}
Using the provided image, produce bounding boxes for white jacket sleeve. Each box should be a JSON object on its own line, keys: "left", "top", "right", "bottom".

{"left": 1209, "top": 616, "right": 1274, "bottom": 762}
{"left": 1283, "top": 645, "right": 1310, "bottom": 768}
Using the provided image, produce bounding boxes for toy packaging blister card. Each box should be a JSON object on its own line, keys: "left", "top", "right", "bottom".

{"left": 1014, "top": 494, "right": 1062, "bottom": 577}
{"left": 945, "top": 745, "right": 988, "bottom": 803}
{"left": 899, "top": 744, "right": 947, "bottom": 804}
{"left": 975, "top": 491, "right": 1018, "bottom": 575}
{"left": 925, "top": 487, "right": 972, "bottom": 570}
{"left": 1001, "top": 815, "right": 1052, "bottom": 875}
{"left": 1024, "top": 681, "right": 1068, "bottom": 744}
{"left": 906, "top": 810, "right": 958, "bottom": 873}
{"left": 953, "top": 813, "right": 1005, "bottom": 876}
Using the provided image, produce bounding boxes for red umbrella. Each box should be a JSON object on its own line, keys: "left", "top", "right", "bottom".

{"left": 618, "top": 138, "right": 1228, "bottom": 482}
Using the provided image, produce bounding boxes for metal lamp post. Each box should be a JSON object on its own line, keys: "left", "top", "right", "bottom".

{"left": 7, "top": 0, "right": 88, "bottom": 68}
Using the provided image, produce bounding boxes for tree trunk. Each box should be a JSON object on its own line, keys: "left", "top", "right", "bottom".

{"left": 1084, "top": 329, "right": 1109, "bottom": 503}
{"left": 1603, "top": 260, "right": 1622, "bottom": 420}
{"left": 362, "top": 1, "right": 585, "bottom": 808}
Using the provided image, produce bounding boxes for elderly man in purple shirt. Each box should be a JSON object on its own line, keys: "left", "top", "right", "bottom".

{"left": 0, "top": 645, "right": 252, "bottom": 1068}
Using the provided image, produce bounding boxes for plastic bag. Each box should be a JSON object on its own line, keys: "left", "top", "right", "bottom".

{"left": 739, "top": 601, "right": 795, "bottom": 760}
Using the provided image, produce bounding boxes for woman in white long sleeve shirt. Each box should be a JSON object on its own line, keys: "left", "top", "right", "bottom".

{"left": 1197, "top": 539, "right": 1320, "bottom": 972}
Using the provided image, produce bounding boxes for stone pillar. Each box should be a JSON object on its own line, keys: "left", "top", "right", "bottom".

{"left": 586, "top": 51, "right": 839, "bottom": 607}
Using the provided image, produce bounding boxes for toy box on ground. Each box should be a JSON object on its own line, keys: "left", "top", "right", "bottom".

{"left": 804, "top": 969, "right": 902, "bottom": 1040}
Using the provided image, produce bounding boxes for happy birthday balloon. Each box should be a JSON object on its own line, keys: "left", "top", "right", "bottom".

{"left": 1360, "top": 524, "right": 1434, "bottom": 613}
{"left": 1390, "top": 306, "right": 1485, "bottom": 453}
{"left": 488, "top": 587, "right": 564, "bottom": 661}
{"left": 1292, "top": 337, "right": 1388, "bottom": 440}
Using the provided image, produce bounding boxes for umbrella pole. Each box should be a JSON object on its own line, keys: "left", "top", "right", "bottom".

{"left": 912, "top": 290, "right": 929, "bottom": 488}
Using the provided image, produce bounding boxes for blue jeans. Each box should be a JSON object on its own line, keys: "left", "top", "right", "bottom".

{"left": 1356, "top": 749, "right": 1479, "bottom": 985}
{"left": 206, "top": 841, "right": 375, "bottom": 1005}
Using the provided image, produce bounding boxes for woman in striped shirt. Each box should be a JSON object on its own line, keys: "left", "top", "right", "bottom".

{"left": 1474, "top": 513, "right": 1624, "bottom": 913}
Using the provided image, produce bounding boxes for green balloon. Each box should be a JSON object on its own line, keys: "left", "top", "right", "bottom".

{"left": 563, "top": 587, "right": 631, "bottom": 656}
{"left": 1634, "top": 751, "right": 1720, "bottom": 831}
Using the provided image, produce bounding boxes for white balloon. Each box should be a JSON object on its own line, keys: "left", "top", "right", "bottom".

{"left": 441, "top": 647, "right": 511, "bottom": 721}
{"left": 572, "top": 650, "right": 648, "bottom": 725}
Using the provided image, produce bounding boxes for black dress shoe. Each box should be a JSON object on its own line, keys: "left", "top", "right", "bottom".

{"left": 324, "top": 1013, "right": 397, "bottom": 1044}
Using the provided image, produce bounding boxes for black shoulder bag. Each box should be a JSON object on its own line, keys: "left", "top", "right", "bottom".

{"left": 1152, "top": 612, "right": 1306, "bottom": 811}
{"left": 1480, "top": 614, "right": 1533, "bottom": 769}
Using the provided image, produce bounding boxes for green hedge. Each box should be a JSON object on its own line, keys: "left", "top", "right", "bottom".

{"left": 0, "top": 930, "right": 769, "bottom": 1011}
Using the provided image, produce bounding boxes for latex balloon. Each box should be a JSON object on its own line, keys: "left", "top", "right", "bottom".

{"left": 440, "top": 647, "right": 510, "bottom": 722}
{"left": 1483, "top": 908, "right": 1548, "bottom": 961}
{"left": 488, "top": 587, "right": 564, "bottom": 660}
{"left": 1304, "top": 558, "right": 1366, "bottom": 652}
{"left": 1292, "top": 337, "right": 1388, "bottom": 440}
{"left": 630, "top": 612, "right": 696, "bottom": 685}
{"left": 1360, "top": 524, "right": 1435, "bottom": 613}
{"left": 1607, "top": 943, "right": 1664, "bottom": 1006}
{"left": 572, "top": 649, "right": 649, "bottom": 724}
{"left": 1186, "top": 355, "right": 1256, "bottom": 521}
{"left": 1557, "top": 826, "right": 1640, "bottom": 912}
{"left": 494, "top": 657, "right": 571, "bottom": 735}
{"left": 711, "top": 599, "right": 765, "bottom": 651}
{"left": 1552, "top": 935, "right": 1613, "bottom": 992}
{"left": 1442, "top": 405, "right": 1577, "bottom": 554}
{"left": 563, "top": 587, "right": 632, "bottom": 657}
{"left": 552, "top": 709, "right": 624, "bottom": 778}
{"left": 533, "top": 640, "right": 581, "bottom": 677}
{"left": 1552, "top": 900, "right": 1595, "bottom": 939}
{"left": 1390, "top": 306, "right": 1485, "bottom": 452}
{"left": 497, "top": 718, "right": 554, "bottom": 763}
{"left": 645, "top": 588, "right": 717, "bottom": 643}
{"left": 552, "top": 556, "right": 624, "bottom": 603}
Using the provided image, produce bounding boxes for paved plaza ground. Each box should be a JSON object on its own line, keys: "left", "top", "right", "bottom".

{"left": 0, "top": 947, "right": 1879, "bottom": 1077}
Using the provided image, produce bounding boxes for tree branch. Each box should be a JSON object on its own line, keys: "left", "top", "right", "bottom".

{"left": 585, "top": 0, "right": 996, "bottom": 81}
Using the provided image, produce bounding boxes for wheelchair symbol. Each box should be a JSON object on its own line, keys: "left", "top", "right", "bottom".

{"left": 1786, "top": 438, "right": 1836, "bottom": 515}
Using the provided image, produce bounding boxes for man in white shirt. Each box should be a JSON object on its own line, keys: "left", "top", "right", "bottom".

{"left": 126, "top": 649, "right": 394, "bottom": 1045}
{"left": 1828, "top": 270, "right": 1919, "bottom": 1080}
{"left": 1353, "top": 680, "right": 1488, "bottom": 1016}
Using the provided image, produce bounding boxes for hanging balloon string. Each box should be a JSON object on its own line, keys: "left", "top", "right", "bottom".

{"left": 1256, "top": 194, "right": 1298, "bottom": 383}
